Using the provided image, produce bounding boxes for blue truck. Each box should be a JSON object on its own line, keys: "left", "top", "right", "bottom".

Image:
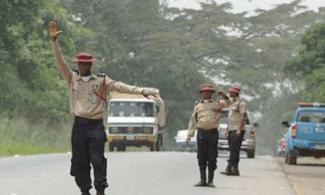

{"left": 281, "top": 103, "right": 325, "bottom": 165}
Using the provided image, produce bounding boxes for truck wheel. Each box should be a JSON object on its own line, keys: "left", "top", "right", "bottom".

{"left": 109, "top": 144, "right": 115, "bottom": 152}
{"left": 155, "top": 140, "right": 160, "bottom": 152}
{"left": 150, "top": 142, "right": 157, "bottom": 151}
{"left": 150, "top": 144, "right": 155, "bottom": 151}
{"left": 287, "top": 149, "right": 297, "bottom": 165}
{"left": 117, "top": 145, "right": 126, "bottom": 152}
{"left": 121, "top": 146, "right": 126, "bottom": 151}
{"left": 160, "top": 135, "right": 163, "bottom": 146}
{"left": 285, "top": 153, "right": 288, "bottom": 163}
{"left": 246, "top": 150, "right": 255, "bottom": 158}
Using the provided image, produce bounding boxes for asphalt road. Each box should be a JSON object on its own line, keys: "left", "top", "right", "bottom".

{"left": 277, "top": 157, "right": 325, "bottom": 195}
{"left": 0, "top": 152, "right": 295, "bottom": 195}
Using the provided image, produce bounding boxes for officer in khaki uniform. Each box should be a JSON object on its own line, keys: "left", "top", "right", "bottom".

{"left": 221, "top": 85, "right": 247, "bottom": 176}
{"left": 187, "top": 83, "right": 230, "bottom": 187}
{"left": 49, "top": 21, "right": 158, "bottom": 195}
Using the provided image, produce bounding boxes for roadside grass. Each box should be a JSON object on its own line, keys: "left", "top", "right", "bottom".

{"left": 0, "top": 116, "right": 71, "bottom": 156}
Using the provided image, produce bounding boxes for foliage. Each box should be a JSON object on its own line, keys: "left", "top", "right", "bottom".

{"left": 288, "top": 23, "right": 325, "bottom": 75}
{"left": 1, "top": 0, "right": 325, "bottom": 154}
{"left": 0, "top": 0, "right": 73, "bottom": 123}
{"left": 60, "top": 0, "right": 208, "bottom": 142}
{"left": 288, "top": 23, "right": 325, "bottom": 103}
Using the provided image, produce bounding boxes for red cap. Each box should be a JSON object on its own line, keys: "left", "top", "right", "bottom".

{"left": 199, "top": 83, "right": 215, "bottom": 93}
{"left": 73, "top": 52, "right": 96, "bottom": 63}
{"left": 228, "top": 85, "right": 240, "bottom": 94}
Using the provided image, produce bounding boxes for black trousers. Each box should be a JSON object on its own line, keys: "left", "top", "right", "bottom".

{"left": 227, "top": 130, "right": 245, "bottom": 165}
{"left": 70, "top": 116, "right": 108, "bottom": 193}
{"left": 196, "top": 128, "right": 219, "bottom": 173}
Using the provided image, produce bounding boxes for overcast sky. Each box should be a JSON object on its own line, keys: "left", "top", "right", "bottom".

{"left": 167, "top": 0, "right": 325, "bottom": 13}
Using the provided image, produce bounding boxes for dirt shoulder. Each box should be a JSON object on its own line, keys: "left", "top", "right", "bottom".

{"left": 277, "top": 157, "right": 325, "bottom": 195}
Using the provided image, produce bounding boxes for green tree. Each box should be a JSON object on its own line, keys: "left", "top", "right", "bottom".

{"left": 60, "top": 0, "right": 209, "bottom": 145}
{"left": 288, "top": 23, "right": 325, "bottom": 102}
{"left": 60, "top": 0, "right": 325, "bottom": 151}
{"left": 0, "top": 0, "right": 97, "bottom": 123}
{"left": 2, "top": 0, "right": 325, "bottom": 154}
{"left": 167, "top": 1, "right": 325, "bottom": 153}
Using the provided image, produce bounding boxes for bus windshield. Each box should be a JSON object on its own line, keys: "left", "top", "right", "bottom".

{"left": 109, "top": 101, "right": 155, "bottom": 117}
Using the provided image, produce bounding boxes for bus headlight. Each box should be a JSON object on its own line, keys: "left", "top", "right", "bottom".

{"left": 143, "top": 127, "right": 153, "bottom": 134}
{"left": 110, "top": 127, "right": 119, "bottom": 134}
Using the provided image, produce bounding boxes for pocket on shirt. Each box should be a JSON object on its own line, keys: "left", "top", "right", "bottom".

{"left": 72, "top": 84, "right": 82, "bottom": 100}
{"left": 230, "top": 104, "right": 239, "bottom": 112}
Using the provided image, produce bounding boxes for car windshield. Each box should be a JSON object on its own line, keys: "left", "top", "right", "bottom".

{"left": 297, "top": 111, "right": 325, "bottom": 123}
{"left": 109, "top": 101, "right": 155, "bottom": 117}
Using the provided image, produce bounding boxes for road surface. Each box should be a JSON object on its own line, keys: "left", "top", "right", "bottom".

{"left": 277, "top": 157, "right": 325, "bottom": 195}
{"left": 0, "top": 152, "right": 294, "bottom": 195}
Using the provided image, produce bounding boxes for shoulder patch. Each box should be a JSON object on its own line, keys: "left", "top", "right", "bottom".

{"left": 97, "top": 73, "right": 106, "bottom": 77}
{"left": 238, "top": 98, "right": 246, "bottom": 105}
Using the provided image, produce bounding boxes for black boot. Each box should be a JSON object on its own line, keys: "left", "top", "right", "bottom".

{"left": 231, "top": 164, "right": 240, "bottom": 176}
{"left": 207, "top": 171, "right": 215, "bottom": 187}
{"left": 81, "top": 191, "right": 91, "bottom": 195}
{"left": 96, "top": 191, "right": 106, "bottom": 195}
{"left": 194, "top": 170, "right": 207, "bottom": 187}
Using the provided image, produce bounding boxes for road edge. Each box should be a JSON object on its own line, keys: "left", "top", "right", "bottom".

{"left": 275, "top": 157, "right": 302, "bottom": 195}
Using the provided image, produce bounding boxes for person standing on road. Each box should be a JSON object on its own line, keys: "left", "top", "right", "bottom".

{"left": 186, "top": 83, "right": 230, "bottom": 187}
{"left": 48, "top": 20, "right": 158, "bottom": 195}
{"left": 221, "top": 85, "right": 247, "bottom": 176}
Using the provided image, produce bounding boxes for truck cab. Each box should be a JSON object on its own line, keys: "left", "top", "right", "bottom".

{"left": 106, "top": 93, "right": 165, "bottom": 152}
{"left": 282, "top": 102, "right": 325, "bottom": 164}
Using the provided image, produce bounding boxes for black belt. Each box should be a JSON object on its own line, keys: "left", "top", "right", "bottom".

{"left": 75, "top": 116, "right": 103, "bottom": 124}
{"left": 198, "top": 128, "right": 218, "bottom": 134}
{"left": 229, "top": 129, "right": 245, "bottom": 131}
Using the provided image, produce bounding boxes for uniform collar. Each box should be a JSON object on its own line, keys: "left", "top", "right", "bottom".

{"left": 76, "top": 73, "right": 98, "bottom": 81}
{"left": 200, "top": 99, "right": 214, "bottom": 103}
{"left": 232, "top": 96, "right": 241, "bottom": 102}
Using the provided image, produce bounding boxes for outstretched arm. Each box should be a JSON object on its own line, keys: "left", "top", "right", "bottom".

{"left": 216, "top": 91, "right": 231, "bottom": 111}
{"left": 107, "top": 79, "right": 158, "bottom": 97}
{"left": 49, "top": 20, "right": 72, "bottom": 83}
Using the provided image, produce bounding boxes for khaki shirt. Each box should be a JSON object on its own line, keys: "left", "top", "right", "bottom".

{"left": 228, "top": 97, "right": 247, "bottom": 130}
{"left": 52, "top": 43, "right": 145, "bottom": 119}
{"left": 187, "top": 99, "right": 230, "bottom": 137}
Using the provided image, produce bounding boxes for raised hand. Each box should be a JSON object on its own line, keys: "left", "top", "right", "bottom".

{"left": 48, "top": 20, "right": 63, "bottom": 41}
{"left": 142, "top": 88, "right": 159, "bottom": 98}
{"left": 186, "top": 136, "right": 192, "bottom": 144}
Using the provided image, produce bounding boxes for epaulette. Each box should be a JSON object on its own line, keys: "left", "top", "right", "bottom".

{"left": 97, "top": 73, "right": 106, "bottom": 77}
{"left": 199, "top": 99, "right": 214, "bottom": 103}
{"left": 72, "top": 69, "right": 79, "bottom": 74}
